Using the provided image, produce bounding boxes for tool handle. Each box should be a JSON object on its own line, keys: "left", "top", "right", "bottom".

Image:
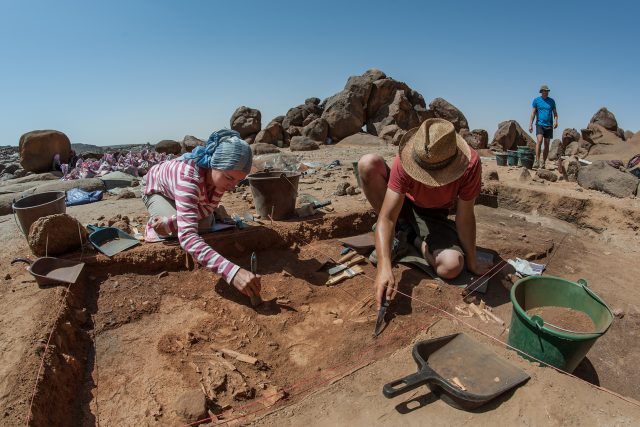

{"left": 326, "top": 270, "right": 348, "bottom": 286}
{"left": 383, "top": 372, "right": 432, "bottom": 398}
{"left": 344, "top": 255, "right": 365, "bottom": 268}
{"left": 337, "top": 251, "right": 357, "bottom": 264}
{"left": 326, "top": 266, "right": 362, "bottom": 286}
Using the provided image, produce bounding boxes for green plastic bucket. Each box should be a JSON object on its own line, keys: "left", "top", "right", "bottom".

{"left": 495, "top": 153, "right": 507, "bottom": 166}
{"left": 517, "top": 146, "right": 533, "bottom": 154}
{"left": 507, "top": 150, "right": 519, "bottom": 166}
{"left": 507, "top": 276, "right": 613, "bottom": 372}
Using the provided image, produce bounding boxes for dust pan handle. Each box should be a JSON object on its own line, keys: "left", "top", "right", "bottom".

{"left": 383, "top": 372, "right": 432, "bottom": 398}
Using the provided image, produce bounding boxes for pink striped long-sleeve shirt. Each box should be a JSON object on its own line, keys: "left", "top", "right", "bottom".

{"left": 144, "top": 159, "right": 239, "bottom": 283}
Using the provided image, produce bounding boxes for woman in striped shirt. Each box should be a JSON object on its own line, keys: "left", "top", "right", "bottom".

{"left": 143, "top": 129, "right": 261, "bottom": 300}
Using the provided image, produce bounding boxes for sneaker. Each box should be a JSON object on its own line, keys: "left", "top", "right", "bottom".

{"left": 369, "top": 230, "right": 409, "bottom": 265}
{"left": 533, "top": 159, "right": 539, "bottom": 169}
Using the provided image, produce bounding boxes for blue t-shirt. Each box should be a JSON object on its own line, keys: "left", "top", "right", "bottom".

{"left": 532, "top": 96, "right": 556, "bottom": 127}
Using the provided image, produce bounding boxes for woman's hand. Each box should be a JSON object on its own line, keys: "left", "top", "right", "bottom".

{"left": 231, "top": 268, "right": 261, "bottom": 298}
{"left": 149, "top": 216, "right": 172, "bottom": 237}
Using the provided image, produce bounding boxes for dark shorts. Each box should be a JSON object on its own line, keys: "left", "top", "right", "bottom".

{"left": 382, "top": 162, "right": 463, "bottom": 256}
{"left": 399, "top": 198, "right": 463, "bottom": 256}
{"left": 536, "top": 125, "right": 553, "bottom": 139}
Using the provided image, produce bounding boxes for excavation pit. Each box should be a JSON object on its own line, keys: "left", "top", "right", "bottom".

{"left": 20, "top": 208, "right": 640, "bottom": 426}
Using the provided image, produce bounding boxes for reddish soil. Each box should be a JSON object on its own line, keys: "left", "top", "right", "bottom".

{"left": 527, "top": 306, "right": 596, "bottom": 333}
{"left": 1, "top": 141, "right": 640, "bottom": 425}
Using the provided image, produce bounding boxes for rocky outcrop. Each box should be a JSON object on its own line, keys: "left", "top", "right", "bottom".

{"left": 489, "top": 120, "right": 535, "bottom": 151}
{"left": 581, "top": 123, "right": 623, "bottom": 145}
{"left": 589, "top": 107, "right": 618, "bottom": 132}
{"left": 564, "top": 139, "right": 593, "bottom": 158}
{"left": 282, "top": 101, "right": 323, "bottom": 130}
{"left": 321, "top": 90, "right": 367, "bottom": 142}
{"left": 155, "top": 139, "right": 182, "bottom": 155}
{"left": 289, "top": 136, "right": 319, "bottom": 151}
{"left": 301, "top": 117, "right": 329, "bottom": 143}
{"left": 577, "top": 161, "right": 639, "bottom": 198}
{"left": 562, "top": 128, "right": 580, "bottom": 145}
{"left": 548, "top": 139, "right": 561, "bottom": 161}
{"left": 230, "top": 106, "right": 262, "bottom": 138}
{"left": 251, "top": 143, "right": 281, "bottom": 155}
{"left": 428, "top": 98, "right": 469, "bottom": 132}
{"left": 255, "top": 120, "right": 285, "bottom": 146}
{"left": 181, "top": 135, "right": 204, "bottom": 153}
{"left": 19, "top": 130, "right": 71, "bottom": 173}
{"left": 365, "top": 78, "right": 426, "bottom": 135}
{"left": 460, "top": 129, "right": 488, "bottom": 150}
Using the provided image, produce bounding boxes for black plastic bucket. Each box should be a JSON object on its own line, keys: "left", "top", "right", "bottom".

{"left": 247, "top": 171, "right": 300, "bottom": 220}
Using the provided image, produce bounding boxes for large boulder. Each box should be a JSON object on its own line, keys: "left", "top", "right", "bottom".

{"left": 564, "top": 139, "right": 592, "bottom": 158}
{"left": 490, "top": 120, "right": 535, "bottom": 151}
{"left": 577, "top": 161, "right": 639, "bottom": 198}
{"left": 255, "top": 120, "right": 285, "bottom": 146}
{"left": 581, "top": 123, "right": 623, "bottom": 145}
{"left": 321, "top": 90, "right": 367, "bottom": 141}
{"left": 339, "top": 132, "right": 385, "bottom": 146}
{"left": 155, "top": 139, "right": 181, "bottom": 155}
{"left": 344, "top": 68, "right": 387, "bottom": 111}
{"left": 562, "top": 128, "right": 580, "bottom": 145}
{"left": 624, "top": 130, "right": 635, "bottom": 140}
{"left": 428, "top": 98, "right": 469, "bottom": 132}
{"left": 548, "top": 139, "right": 561, "bottom": 161}
{"left": 230, "top": 106, "right": 262, "bottom": 138}
{"left": 19, "top": 130, "right": 71, "bottom": 173}
{"left": 366, "top": 87, "right": 423, "bottom": 136}
{"left": 289, "top": 136, "right": 319, "bottom": 151}
{"left": 282, "top": 102, "right": 323, "bottom": 130}
{"left": 301, "top": 117, "right": 329, "bottom": 143}
{"left": 460, "top": 129, "right": 488, "bottom": 150}
{"left": 181, "top": 135, "right": 204, "bottom": 153}
{"left": 365, "top": 78, "right": 426, "bottom": 134}
{"left": 251, "top": 143, "right": 281, "bottom": 155}
{"left": 589, "top": 107, "right": 618, "bottom": 132}
{"left": 28, "top": 214, "right": 88, "bottom": 256}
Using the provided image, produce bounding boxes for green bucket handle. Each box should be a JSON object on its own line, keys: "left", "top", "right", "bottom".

{"left": 531, "top": 314, "right": 545, "bottom": 331}
{"left": 577, "top": 278, "right": 609, "bottom": 309}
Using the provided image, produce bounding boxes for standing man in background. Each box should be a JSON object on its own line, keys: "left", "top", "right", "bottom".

{"left": 528, "top": 85, "right": 558, "bottom": 169}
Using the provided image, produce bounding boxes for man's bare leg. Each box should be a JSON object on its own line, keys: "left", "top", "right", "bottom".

{"left": 358, "top": 154, "right": 388, "bottom": 214}
{"left": 534, "top": 133, "right": 543, "bottom": 168}
{"left": 542, "top": 137, "right": 550, "bottom": 168}
{"left": 414, "top": 237, "right": 464, "bottom": 279}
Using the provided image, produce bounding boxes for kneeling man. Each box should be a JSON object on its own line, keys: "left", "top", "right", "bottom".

{"left": 358, "top": 118, "right": 491, "bottom": 308}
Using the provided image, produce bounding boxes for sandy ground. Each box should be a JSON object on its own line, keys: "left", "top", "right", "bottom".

{"left": 1, "top": 139, "right": 640, "bottom": 425}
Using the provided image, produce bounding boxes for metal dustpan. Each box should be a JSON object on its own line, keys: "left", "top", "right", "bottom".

{"left": 383, "top": 333, "right": 529, "bottom": 410}
{"left": 87, "top": 224, "right": 140, "bottom": 257}
{"left": 11, "top": 257, "right": 85, "bottom": 287}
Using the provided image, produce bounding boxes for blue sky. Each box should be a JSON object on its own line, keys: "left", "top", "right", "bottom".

{"left": 1, "top": 0, "right": 638, "bottom": 146}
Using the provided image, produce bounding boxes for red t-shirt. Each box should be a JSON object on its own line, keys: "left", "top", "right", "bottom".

{"left": 387, "top": 149, "right": 482, "bottom": 209}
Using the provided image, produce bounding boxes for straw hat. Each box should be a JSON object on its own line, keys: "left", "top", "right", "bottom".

{"left": 399, "top": 118, "right": 471, "bottom": 187}
{"left": 539, "top": 85, "right": 550, "bottom": 92}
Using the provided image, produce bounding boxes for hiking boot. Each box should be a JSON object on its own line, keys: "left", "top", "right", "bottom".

{"left": 369, "top": 230, "right": 409, "bottom": 265}
{"left": 533, "top": 159, "right": 540, "bottom": 169}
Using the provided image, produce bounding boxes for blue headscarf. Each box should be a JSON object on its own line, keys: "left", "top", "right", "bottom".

{"left": 179, "top": 129, "right": 252, "bottom": 173}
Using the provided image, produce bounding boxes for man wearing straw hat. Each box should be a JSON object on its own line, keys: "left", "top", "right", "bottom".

{"left": 358, "top": 118, "right": 492, "bottom": 309}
